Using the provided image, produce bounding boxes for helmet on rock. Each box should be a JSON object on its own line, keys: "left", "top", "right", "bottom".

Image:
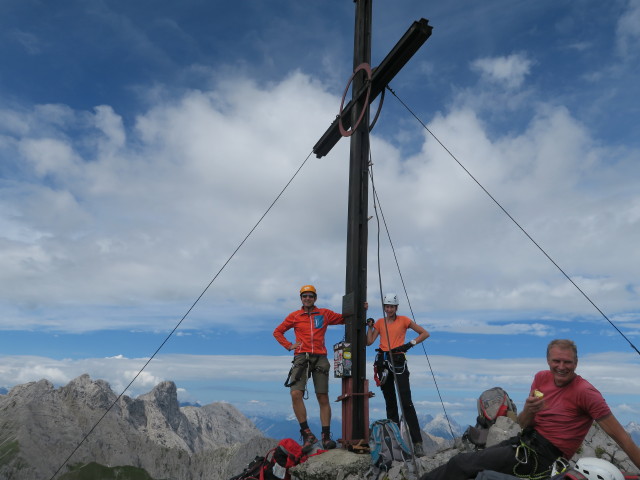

{"left": 574, "top": 457, "right": 624, "bottom": 480}
{"left": 383, "top": 293, "right": 399, "bottom": 306}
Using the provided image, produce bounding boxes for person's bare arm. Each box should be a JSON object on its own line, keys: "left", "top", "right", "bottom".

{"left": 408, "top": 321, "right": 429, "bottom": 344}
{"left": 597, "top": 414, "right": 640, "bottom": 471}
{"left": 517, "top": 391, "right": 544, "bottom": 429}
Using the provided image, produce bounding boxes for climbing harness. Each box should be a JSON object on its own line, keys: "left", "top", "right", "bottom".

{"left": 512, "top": 428, "right": 566, "bottom": 480}
{"left": 374, "top": 349, "right": 407, "bottom": 387}
{"left": 283, "top": 353, "right": 329, "bottom": 400}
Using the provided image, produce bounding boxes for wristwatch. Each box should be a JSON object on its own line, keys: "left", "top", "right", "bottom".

{"left": 410, "top": 339, "right": 417, "bottom": 346}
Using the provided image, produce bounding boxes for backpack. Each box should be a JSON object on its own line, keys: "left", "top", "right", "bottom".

{"left": 463, "top": 387, "right": 518, "bottom": 449}
{"left": 261, "top": 438, "right": 307, "bottom": 480}
{"left": 228, "top": 439, "right": 306, "bottom": 480}
{"left": 366, "top": 419, "right": 413, "bottom": 479}
{"left": 228, "top": 455, "right": 267, "bottom": 480}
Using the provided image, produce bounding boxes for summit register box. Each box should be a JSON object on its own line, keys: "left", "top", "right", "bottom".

{"left": 333, "top": 341, "right": 352, "bottom": 378}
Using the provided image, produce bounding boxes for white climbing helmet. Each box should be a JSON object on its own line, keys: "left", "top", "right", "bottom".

{"left": 383, "top": 293, "right": 399, "bottom": 306}
{"left": 573, "top": 457, "right": 624, "bottom": 480}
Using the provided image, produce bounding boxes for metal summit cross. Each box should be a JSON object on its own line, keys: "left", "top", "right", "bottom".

{"left": 312, "top": 1, "right": 432, "bottom": 446}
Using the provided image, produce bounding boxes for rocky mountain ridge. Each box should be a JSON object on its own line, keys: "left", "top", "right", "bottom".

{"left": 0, "top": 374, "right": 275, "bottom": 480}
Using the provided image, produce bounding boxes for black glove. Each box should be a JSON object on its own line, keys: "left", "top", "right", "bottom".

{"left": 392, "top": 342, "right": 414, "bottom": 353}
{"left": 366, "top": 318, "right": 375, "bottom": 328}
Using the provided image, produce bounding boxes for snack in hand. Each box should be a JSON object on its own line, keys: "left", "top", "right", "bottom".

{"left": 534, "top": 389, "right": 544, "bottom": 398}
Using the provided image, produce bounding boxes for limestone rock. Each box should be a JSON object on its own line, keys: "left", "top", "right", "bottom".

{"left": 485, "top": 416, "right": 521, "bottom": 447}
{"left": 291, "top": 450, "right": 371, "bottom": 480}
{"left": 0, "top": 374, "right": 272, "bottom": 480}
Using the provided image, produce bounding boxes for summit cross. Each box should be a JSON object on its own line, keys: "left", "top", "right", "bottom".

{"left": 312, "top": 0, "right": 432, "bottom": 445}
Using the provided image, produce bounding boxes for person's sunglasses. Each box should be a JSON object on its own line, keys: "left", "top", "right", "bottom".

{"left": 301, "top": 294, "right": 316, "bottom": 298}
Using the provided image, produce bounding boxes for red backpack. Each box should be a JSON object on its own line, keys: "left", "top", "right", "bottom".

{"left": 260, "top": 438, "right": 308, "bottom": 480}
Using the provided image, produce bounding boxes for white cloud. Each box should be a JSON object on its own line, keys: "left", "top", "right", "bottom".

{"left": 616, "top": 0, "right": 640, "bottom": 57}
{"left": 1, "top": 352, "right": 639, "bottom": 426}
{"left": 471, "top": 53, "right": 534, "bottom": 89}
{"left": 0, "top": 63, "right": 639, "bottom": 334}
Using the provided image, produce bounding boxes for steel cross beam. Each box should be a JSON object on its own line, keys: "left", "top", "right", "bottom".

{"left": 312, "top": 17, "right": 432, "bottom": 159}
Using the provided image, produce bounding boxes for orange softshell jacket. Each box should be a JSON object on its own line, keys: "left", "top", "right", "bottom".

{"left": 274, "top": 307, "right": 344, "bottom": 355}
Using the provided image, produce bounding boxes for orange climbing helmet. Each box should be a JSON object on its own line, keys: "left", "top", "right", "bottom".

{"left": 300, "top": 285, "right": 317, "bottom": 295}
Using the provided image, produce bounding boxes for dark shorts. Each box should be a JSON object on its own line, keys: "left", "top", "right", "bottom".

{"left": 288, "top": 354, "right": 330, "bottom": 394}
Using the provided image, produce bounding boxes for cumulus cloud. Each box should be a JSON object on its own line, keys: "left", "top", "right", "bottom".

{"left": 1, "top": 63, "right": 640, "bottom": 337}
{"left": 470, "top": 53, "right": 534, "bottom": 89}
{"left": 1, "top": 352, "right": 638, "bottom": 425}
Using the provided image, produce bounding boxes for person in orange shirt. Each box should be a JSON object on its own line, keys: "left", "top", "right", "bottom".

{"left": 366, "top": 293, "right": 430, "bottom": 457}
{"left": 273, "top": 285, "right": 344, "bottom": 452}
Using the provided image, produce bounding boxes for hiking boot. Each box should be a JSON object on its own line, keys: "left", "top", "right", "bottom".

{"left": 413, "top": 442, "right": 425, "bottom": 457}
{"left": 300, "top": 428, "right": 318, "bottom": 453}
{"left": 321, "top": 432, "right": 337, "bottom": 449}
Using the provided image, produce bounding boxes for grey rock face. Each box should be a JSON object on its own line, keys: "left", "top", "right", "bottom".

{"left": 485, "top": 416, "right": 522, "bottom": 446}
{"left": 289, "top": 417, "right": 640, "bottom": 480}
{"left": 290, "top": 449, "right": 372, "bottom": 480}
{"left": 0, "top": 374, "right": 273, "bottom": 480}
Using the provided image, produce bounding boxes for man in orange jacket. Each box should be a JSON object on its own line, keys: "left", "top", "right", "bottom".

{"left": 273, "top": 285, "right": 344, "bottom": 452}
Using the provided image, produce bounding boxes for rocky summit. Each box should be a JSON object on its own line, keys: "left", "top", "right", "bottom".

{"left": 291, "top": 416, "right": 640, "bottom": 480}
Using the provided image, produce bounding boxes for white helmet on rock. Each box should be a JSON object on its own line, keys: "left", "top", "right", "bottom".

{"left": 383, "top": 293, "right": 399, "bottom": 306}
{"left": 574, "top": 457, "right": 623, "bottom": 480}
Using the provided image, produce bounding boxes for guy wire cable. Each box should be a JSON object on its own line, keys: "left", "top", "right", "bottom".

{"left": 386, "top": 85, "right": 640, "bottom": 357}
{"left": 368, "top": 155, "right": 457, "bottom": 441}
{"left": 370, "top": 158, "right": 420, "bottom": 476}
{"left": 47, "top": 150, "right": 316, "bottom": 480}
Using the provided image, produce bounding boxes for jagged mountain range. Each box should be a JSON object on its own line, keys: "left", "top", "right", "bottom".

{"left": 0, "top": 375, "right": 276, "bottom": 480}
{"left": 1, "top": 376, "right": 639, "bottom": 480}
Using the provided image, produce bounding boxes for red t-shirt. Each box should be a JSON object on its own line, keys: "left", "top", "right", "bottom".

{"left": 530, "top": 370, "right": 611, "bottom": 458}
{"left": 374, "top": 315, "right": 412, "bottom": 351}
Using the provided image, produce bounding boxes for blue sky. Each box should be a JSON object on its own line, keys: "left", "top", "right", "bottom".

{"left": 1, "top": 0, "right": 640, "bottom": 431}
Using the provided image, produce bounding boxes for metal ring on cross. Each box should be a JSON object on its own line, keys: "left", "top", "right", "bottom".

{"left": 368, "top": 86, "right": 385, "bottom": 133}
{"left": 338, "top": 63, "right": 372, "bottom": 137}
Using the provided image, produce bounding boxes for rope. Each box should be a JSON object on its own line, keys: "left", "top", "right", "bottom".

{"left": 512, "top": 440, "right": 553, "bottom": 480}
{"left": 386, "top": 85, "right": 640, "bottom": 357}
{"left": 370, "top": 158, "right": 420, "bottom": 477}
{"left": 46, "top": 151, "right": 316, "bottom": 480}
{"left": 368, "top": 158, "right": 457, "bottom": 441}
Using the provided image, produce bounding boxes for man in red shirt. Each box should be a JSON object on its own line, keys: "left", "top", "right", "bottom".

{"left": 422, "top": 339, "right": 640, "bottom": 480}
{"left": 273, "top": 285, "right": 344, "bottom": 452}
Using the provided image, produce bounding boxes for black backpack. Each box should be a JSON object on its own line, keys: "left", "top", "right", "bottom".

{"left": 228, "top": 455, "right": 266, "bottom": 480}
{"left": 463, "top": 387, "right": 518, "bottom": 449}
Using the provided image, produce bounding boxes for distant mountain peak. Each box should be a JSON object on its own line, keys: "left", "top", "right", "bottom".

{"left": 0, "top": 374, "right": 270, "bottom": 480}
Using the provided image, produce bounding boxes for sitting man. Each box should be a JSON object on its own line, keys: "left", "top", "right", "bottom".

{"left": 422, "top": 339, "right": 640, "bottom": 480}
